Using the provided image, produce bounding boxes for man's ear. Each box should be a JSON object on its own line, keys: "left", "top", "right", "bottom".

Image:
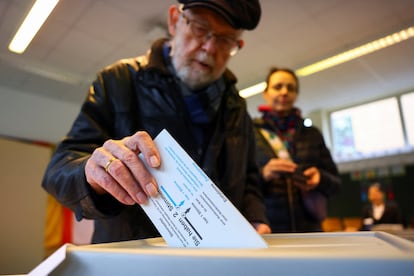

{"left": 168, "top": 5, "right": 180, "bottom": 36}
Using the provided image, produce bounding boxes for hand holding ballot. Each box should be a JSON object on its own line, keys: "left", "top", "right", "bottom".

{"left": 139, "top": 130, "right": 268, "bottom": 247}
{"left": 85, "top": 129, "right": 270, "bottom": 247}
{"left": 85, "top": 131, "right": 161, "bottom": 205}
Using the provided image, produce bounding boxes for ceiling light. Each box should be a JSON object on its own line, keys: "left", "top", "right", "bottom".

{"left": 239, "top": 82, "right": 266, "bottom": 98}
{"left": 8, "top": 0, "right": 60, "bottom": 54}
{"left": 295, "top": 26, "right": 414, "bottom": 77}
{"left": 240, "top": 26, "right": 414, "bottom": 98}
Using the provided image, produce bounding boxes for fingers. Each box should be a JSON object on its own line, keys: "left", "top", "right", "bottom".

{"left": 267, "top": 158, "right": 297, "bottom": 173}
{"left": 303, "top": 166, "right": 317, "bottom": 176}
{"left": 85, "top": 131, "right": 161, "bottom": 206}
{"left": 263, "top": 158, "right": 299, "bottom": 181}
{"left": 303, "top": 166, "right": 320, "bottom": 186}
{"left": 104, "top": 138, "right": 158, "bottom": 195}
{"left": 104, "top": 157, "right": 117, "bottom": 173}
{"left": 252, "top": 223, "right": 272, "bottom": 234}
{"left": 123, "top": 131, "right": 160, "bottom": 167}
{"left": 85, "top": 155, "right": 137, "bottom": 205}
{"left": 122, "top": 132, "right": 161, "bottom": 194}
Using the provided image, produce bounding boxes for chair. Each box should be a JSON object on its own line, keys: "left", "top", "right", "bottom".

{"left": 322, "top": 217, "right": 343, "bottom": 232}
{"left": 342, "top": 217, "right": 362, "bottom": 232}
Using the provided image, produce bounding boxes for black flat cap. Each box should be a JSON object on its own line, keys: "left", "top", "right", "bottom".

{"left": 177, "top": 0, "right": 261, "bottom": 30}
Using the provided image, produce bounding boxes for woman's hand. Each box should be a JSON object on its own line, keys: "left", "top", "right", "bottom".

{"left": 303, "top": 166, "right": 321, "bottom": 189}
{"left": 262, "top": 158, "right": 297, "bottom": 182}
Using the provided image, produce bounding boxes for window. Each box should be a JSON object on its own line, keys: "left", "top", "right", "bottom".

{"left": 401, "top": 92, "right": 414, "bottom": 146}
{"left": 331, "top": 96, "right": 410, "bottom": 162}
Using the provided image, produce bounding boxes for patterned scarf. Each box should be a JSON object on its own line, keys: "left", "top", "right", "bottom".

{"left": 260, "top": 106, "right": 303, "bottom": 156}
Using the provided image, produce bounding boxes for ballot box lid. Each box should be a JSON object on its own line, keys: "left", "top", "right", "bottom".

{"left": 29, "top": 231, "right": 414, "bottom": 276}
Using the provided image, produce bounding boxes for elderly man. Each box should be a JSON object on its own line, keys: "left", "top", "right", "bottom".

{"left": 42, "top": 0, "right": 271, "bottom": 244}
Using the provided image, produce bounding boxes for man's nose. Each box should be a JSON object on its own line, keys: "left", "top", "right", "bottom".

{"left": 201, "top": 34, "right": 218, "bottom": 54}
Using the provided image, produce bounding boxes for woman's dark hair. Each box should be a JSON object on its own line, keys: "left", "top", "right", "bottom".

{"left": 264, "top": 67, "right": 299, "bottom": 93}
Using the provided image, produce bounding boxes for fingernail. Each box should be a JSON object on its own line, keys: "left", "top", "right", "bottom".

{"left": 125, "top": 196, "right": 135, "bottom": 205}
{"left": 150, "top": 155, "right": 160, "bottom": 167}
{"left": 146, "top": 182, "right": 158, "bottom": 197}
{"left": 136, "top": 191, "right": 148, "bottom": 204}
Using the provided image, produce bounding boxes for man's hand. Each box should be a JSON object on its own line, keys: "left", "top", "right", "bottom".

{"left": 252, "top": 223, "right": 271, "bottom": 234}
{"left": 85, "top": 131, "right": 161, "bottom": 205}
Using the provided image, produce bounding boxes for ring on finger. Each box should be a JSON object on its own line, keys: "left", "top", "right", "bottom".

{"left": 105, "top": 157, "right": 117, "bottom": 173}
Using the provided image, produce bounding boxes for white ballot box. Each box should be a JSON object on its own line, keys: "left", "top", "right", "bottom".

{"left": 30, "top": 231, "right": 414, "bottom": 276}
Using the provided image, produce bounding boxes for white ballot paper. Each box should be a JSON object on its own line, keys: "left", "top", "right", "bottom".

{"left": 139, "top": 129, "right": 268, "bottom": 248}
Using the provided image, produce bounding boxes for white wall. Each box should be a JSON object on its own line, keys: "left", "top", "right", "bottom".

{"left": 0, "top": 86, "right": 80, "bottom": 143}
{"left": 0, "top": 137, "right": 51, "bottom": 274}
{"left": 245, "top": 93, "right": 264, "bottom": 119}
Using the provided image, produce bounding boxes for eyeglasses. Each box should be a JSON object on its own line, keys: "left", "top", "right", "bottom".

{"left": 180, "top": 11, "right": 242, "bottom": 56}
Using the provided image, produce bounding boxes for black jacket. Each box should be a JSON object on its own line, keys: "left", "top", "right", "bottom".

{"left": 42, "top": 39, "right": 268, "bottom": 243}
{"left": 254, "top": 117, "right": 341, "bottom": 232}
{"left": 361, "top": 201, "right": 403, "bottom": 229}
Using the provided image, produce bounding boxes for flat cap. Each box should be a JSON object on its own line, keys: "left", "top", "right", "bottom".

{"left": 177, "top": 0, "right": 261, "bottom": 30}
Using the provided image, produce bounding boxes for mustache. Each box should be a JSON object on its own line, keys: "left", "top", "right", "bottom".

{"left": 194, "top": 52, "right": 215, "bottom": 67}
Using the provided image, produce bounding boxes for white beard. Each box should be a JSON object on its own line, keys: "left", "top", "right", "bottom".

{"left": 171, "top": 45, "right": 218, "bottom": 90}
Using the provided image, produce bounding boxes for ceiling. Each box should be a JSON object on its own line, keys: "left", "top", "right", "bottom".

{"left": 1, "top": 0, "right": 414, "bottom": 134}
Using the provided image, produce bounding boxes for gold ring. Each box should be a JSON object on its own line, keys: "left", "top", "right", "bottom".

{"left": 105, "top": 157, "right": 117, "bottom": 173}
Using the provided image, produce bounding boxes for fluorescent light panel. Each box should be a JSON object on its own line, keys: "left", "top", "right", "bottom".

{"left": 8, "top": 0, "right": 60, "bottom": 54}
{"left": 296, "top": 26, "right": 414, "bottom": 77}
{"left": 240, "top": 26, "right": 414, "bottom": 98}
{"left": 239, "top": 82, "right": 266, "bottom": 98}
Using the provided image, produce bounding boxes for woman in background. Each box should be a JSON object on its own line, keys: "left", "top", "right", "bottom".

{"left": 254, "top": 67, "right": 341, "bottom": 232}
